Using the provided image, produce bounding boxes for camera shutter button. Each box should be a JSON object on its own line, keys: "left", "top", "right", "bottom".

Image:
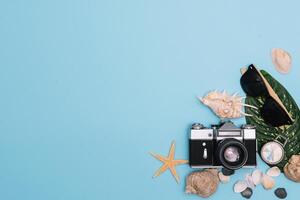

{"left": 242, "top": 124, "right": 255, "bottom": 129}
{"left": 192, "top": 123, "right": 204, "bottom": 130}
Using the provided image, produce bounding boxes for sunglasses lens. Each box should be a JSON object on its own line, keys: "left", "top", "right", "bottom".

{"left": 240, "top": 65, "right": 269, "bottom": 97}
{"left": 261, "top": 97, "right": 293, "bottom": 127}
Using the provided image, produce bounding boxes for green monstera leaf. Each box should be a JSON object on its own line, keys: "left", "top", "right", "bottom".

{"left": 244, "top": 70, "right": 300, "bottom": 170}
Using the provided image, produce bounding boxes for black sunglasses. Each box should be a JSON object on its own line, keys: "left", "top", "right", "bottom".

{"left": 240, "top": 64, "right": 293, "bottom": 127}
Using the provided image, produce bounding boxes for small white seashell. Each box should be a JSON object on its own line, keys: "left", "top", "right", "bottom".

{"left": 234, "top": 180, "right": 248, "bottom": 193}
{"left": 252, "top": 169, "right": 263, "bottom": 185}
{"left": 262, "top": 175, "right": 275, "bottom": 190}
{"left": 271, "top": 48, "right": 292, "bottom": 74}
{"left": 245, "top": 174, "right": 255, "bottom": 189}
{"left": 218, "top": 171, "right": 230, "bottom": 183}
{"left": 266, "top": 166, "right": 281, "bottom": 177}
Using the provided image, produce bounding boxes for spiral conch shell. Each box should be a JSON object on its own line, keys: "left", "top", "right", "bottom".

{"left": 185, "top": 169, "right": 219, "bottom": 198}
{"left": 199, "top": 90, "right": 257, "bottom": 119}
{"left": 284, "top": 155, "right": 300, "bottom": 182}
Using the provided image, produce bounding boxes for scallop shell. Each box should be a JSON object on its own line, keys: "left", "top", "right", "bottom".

{"left": 218, "top": 171, "right": 230, "bottom": 183}
{"left": 271, "top": 48, "right": 292, "bottom": 74}
{"left": 185, "top": 169, "right": 219, "bottom": 198}
{"left": 262, "top": 175, "right": 275, "bottom": 190}
{"left": 284, "top": 155, "right": 300, "bottom": 182}
{"left": 199, "top": 90, "right": 256, "bottom": 119}
{"left": 234, "top": 180, "right": 248, "bottom": 193}
{"left": 245, "top": 174, "right": 255, "bottom": 189}
{"left": 252, "top": 169, "right": 263, "bottom": 185}
{"left": 266, "top": 166, "right": 281, "bottom": 177}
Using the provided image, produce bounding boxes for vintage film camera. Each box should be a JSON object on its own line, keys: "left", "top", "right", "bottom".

{"left": 189, "top": 121, "right": 257, "bottom": 170}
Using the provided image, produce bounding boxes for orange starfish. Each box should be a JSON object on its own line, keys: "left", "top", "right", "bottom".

{"left": 150, "top": 141, "right": 188, "bottom": 183}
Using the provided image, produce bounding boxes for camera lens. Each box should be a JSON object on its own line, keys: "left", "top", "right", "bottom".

{"left": 224, "top": 146, "right": 241, "bottom": 162}
{"left": 216, "top": 139, "right": 248, "bottom": 170}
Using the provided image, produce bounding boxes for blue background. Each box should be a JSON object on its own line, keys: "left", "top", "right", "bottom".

{"left": 1, "top": 0, "right": 300, "bottom": 199}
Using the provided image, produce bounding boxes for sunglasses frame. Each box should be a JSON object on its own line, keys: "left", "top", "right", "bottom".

{"left": 241, "top": 65, "right": 293, "bottom": 125}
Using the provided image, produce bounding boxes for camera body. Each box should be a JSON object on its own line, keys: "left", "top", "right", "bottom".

{"left": 189, "top": 121, "right": 257, "bottom": 170}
